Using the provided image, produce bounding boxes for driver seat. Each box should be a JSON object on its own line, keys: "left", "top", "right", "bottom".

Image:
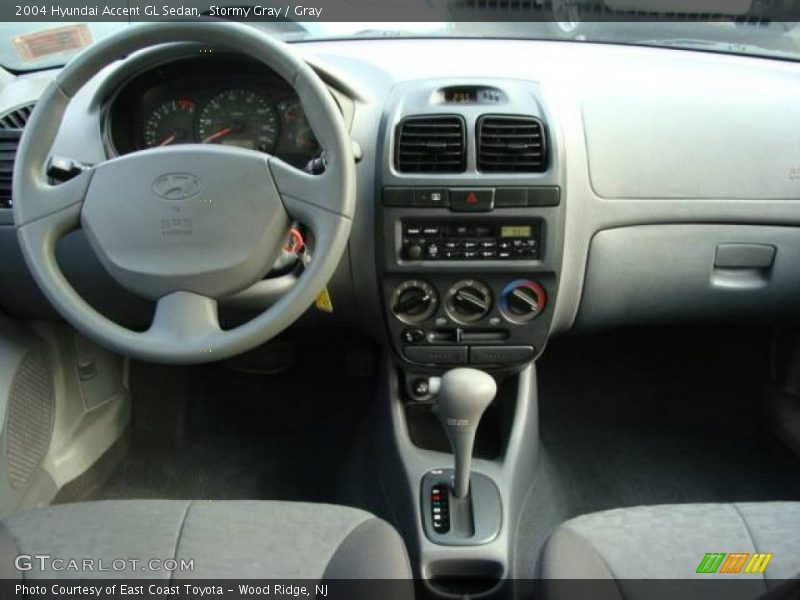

{"left": 0, "top": 500, "right": 412, "bottom": 581}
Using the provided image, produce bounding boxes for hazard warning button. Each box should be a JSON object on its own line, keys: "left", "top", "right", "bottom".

{"left": 449, "top": 188, "right": 494, "bottom": 212}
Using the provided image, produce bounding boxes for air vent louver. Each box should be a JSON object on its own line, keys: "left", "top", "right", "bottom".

{"left": 477, "top": 116, "right": 546, "bottom": 173}
{"left": 396, "top": 116, "right": 466, "bottom": 173}
{"left": 0, "top": 130, "right": 22, "bottom": 209}
{"left": 0, "top": 104, "right": 35, "bottom": 209}
{"left": 0, "top": 103, "right": 35, "bottom": 130}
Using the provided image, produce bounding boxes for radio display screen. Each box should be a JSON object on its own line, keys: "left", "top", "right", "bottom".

{"left": 500, "top": 225, "right": 532, "bottom": 238}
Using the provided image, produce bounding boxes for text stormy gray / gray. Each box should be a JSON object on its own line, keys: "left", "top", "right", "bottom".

{"left": 45, "top": 4, "right": 324, "bottom": 18}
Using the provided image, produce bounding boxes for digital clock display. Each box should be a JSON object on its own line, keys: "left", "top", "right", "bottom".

{"left": 444, "top": 88, "right": 477, "bottom": 104}
{"left": 501, "top": 225, "right": 533, "bottom": 238}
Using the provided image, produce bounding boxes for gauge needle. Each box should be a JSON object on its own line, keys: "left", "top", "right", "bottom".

{"left": 158, "top": 134, "right": 177, "bottom": 147}
{"left": 202, "top": 127, "right": 232, "bottom": 143}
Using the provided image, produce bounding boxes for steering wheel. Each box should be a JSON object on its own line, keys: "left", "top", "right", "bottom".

{"left": 13, "top": 23, "right": 355, "bottom": 364}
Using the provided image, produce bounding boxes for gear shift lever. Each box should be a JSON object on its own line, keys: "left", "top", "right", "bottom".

{"left": 435, "top": 368, "right": 497, "bottom": 498}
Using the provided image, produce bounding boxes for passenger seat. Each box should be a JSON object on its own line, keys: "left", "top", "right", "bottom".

{"left": 537, "top": 502, "right": 800, "bottom": 600}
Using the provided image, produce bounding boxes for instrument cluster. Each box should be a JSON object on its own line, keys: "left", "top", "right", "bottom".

{"left": 107, "top": 56, "right": 320, "bottom": 169}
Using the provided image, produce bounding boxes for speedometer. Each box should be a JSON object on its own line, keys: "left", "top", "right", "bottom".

{"left": 196, "top": 89, "right": 279, "bottom": 153}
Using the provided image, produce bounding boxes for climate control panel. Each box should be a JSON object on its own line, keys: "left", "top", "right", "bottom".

{"left": 383, "top": 274, "right": 553, "bottom": 368}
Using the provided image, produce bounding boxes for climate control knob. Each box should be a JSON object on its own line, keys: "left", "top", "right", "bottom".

{"left": 445, "top": 279, "right": 493, "bottom": 324}
{"left": 500, "top": 279, "right": 546, "bottom": 323}
{"left": 391, "top": 280, "right": 438, "bottom": 324}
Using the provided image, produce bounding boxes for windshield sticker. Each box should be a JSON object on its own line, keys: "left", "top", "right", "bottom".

{"left": 12, "top": 24, "right": 92, "bottom": 63}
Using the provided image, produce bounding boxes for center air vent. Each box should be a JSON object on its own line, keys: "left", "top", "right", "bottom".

{"left": 477, "top": 115, "right": 546, "bottom": 173}
{"left": 396, "top": 115, "right": 466, "bottom": 173}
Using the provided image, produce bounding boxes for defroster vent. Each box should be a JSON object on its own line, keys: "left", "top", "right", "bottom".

{"left": 477, "top": 115, "right": 546, "bottom": 173}
{"left": 396, "top": 115, "right": 466, "bottom": 173}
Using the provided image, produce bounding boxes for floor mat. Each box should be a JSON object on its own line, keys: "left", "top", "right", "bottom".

{"left": 515, "top": 325, "right": 800, "bottom": 579}
{"left": 85, "top": 333, "right": 377, "bottom": 504}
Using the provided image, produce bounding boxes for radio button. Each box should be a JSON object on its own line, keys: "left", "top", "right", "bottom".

{"left": 405, "top": 244, "right": 424, "bottom": 260}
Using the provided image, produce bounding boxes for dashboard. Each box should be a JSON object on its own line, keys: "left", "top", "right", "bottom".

{"left": 2, "top": 37, "right": 800, "bottom": 370}
{"left": 107, "top": 56, "right": 320, "bottom": 169}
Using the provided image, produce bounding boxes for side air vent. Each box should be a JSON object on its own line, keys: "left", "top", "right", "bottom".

{"left": 396, "top": 116, "right": 466, "bottom": 173}
{"left": 0, "top": 103, "right": 35, "bottom": 130}
{"left": 477, "top": 115, "right": 547, "bottom": 173}
{"left": 0, "top": 130, "right": 22, "bottom": 209}
{"left": 0, "top": 104, "right": 35, "bottom": 209}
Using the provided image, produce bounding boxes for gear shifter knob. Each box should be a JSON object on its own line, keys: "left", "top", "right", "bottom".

{"left": 436, "top": 368, "right": 497, "bottom": 498}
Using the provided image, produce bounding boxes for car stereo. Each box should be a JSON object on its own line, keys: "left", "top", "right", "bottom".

{"left": 401, "top": 220, "right": 541, "bottom": 261}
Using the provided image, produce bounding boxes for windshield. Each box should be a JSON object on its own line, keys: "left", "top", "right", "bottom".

{"left": 1, "top": 18, "right": 799, "bottom": 72}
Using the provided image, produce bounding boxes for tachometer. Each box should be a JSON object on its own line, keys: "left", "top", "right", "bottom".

{"left": 196, "top": 89, "right": 279, "bottom": 152}
{"left": 142, "top": 99, "right": 197, "bottom": 148}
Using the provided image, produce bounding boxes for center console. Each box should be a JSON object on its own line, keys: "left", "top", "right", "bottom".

{"left": 377, "top": 79, "right": 564, "bottom": 380}
{"left": 373, "top": 79, "right": 564, "bottom": 597}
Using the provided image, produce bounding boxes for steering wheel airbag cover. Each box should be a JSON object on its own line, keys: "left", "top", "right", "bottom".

{"left": 81, "top": 146, "right": 290, "bottom": 299}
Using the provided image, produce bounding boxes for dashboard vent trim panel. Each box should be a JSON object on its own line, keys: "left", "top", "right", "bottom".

{"left": 396, "top": 115, "right": 466, "bottom": 173}
{"left": 0, "top": 130, "right": 22, "bottom": 209}
{"left": 477, "top": 115, "right": 547, "bottom": 173}
{"left": 0, "top": 103, "right": 35, "bottom": 130}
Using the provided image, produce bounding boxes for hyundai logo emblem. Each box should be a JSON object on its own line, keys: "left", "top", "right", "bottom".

{"left": 151, "top": 173, "right": 201, "bottom": 201}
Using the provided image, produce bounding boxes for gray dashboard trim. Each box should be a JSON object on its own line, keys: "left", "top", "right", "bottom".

{"left": 583, "top": 89, "right": 800, "bottom": 200}
{"left": 3, "top": 38, "right": 800, "bottom": 333}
